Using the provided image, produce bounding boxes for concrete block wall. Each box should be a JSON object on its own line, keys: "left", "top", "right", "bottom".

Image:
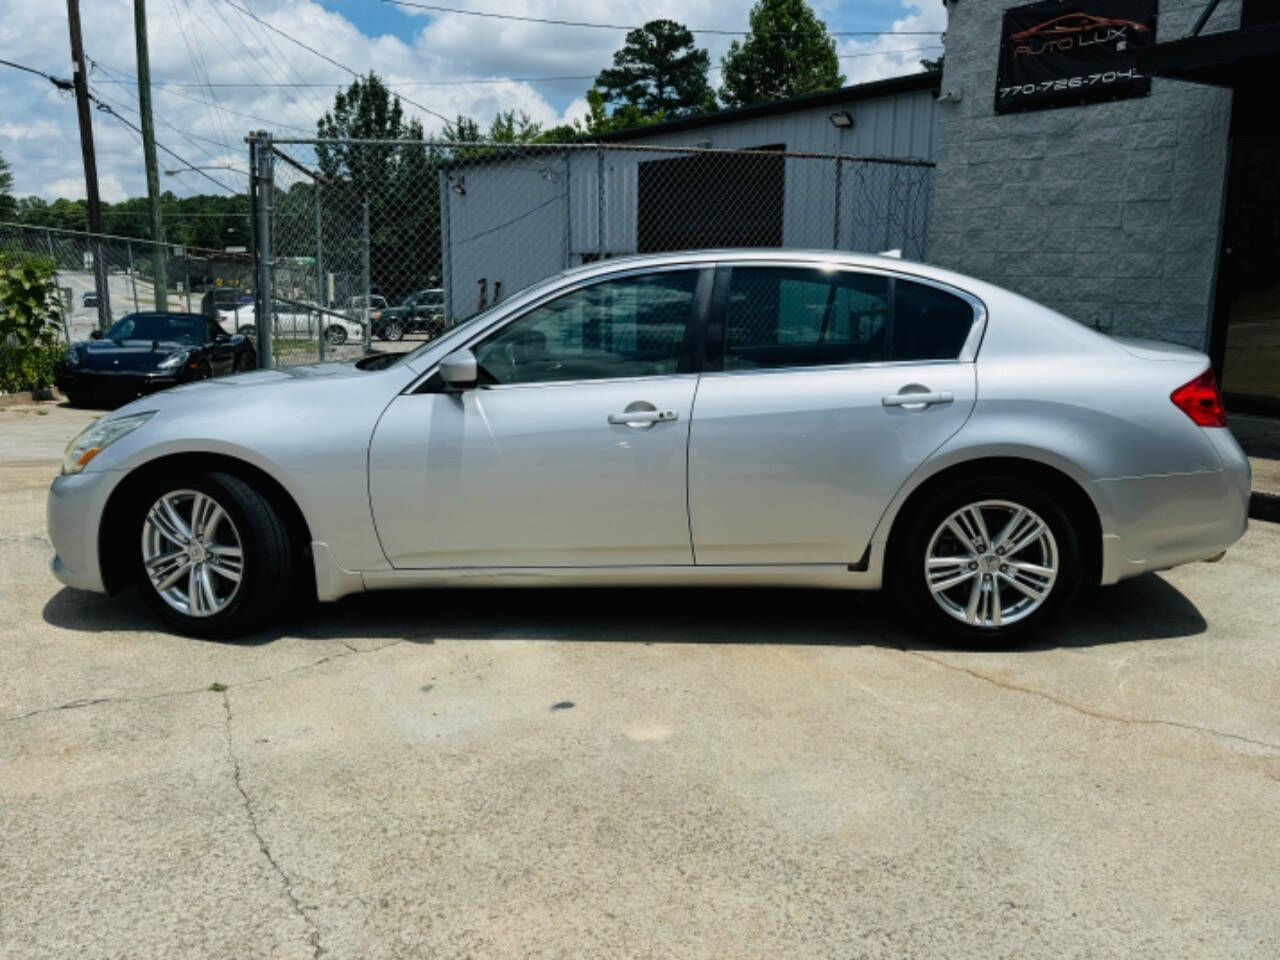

{"left": 926, "top": 0, "right": 1240, "bottom": 347}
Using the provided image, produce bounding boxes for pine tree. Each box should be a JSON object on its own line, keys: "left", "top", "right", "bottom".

{"left": 718, "top": 0, "right": 845, "bottom": 107}
{"left": 596, "top": 19, "right": 715, "bottom": 118}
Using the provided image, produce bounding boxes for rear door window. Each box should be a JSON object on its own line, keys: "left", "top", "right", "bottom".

{"left": 720, "top": 267, "right": 890, "bottom": 371}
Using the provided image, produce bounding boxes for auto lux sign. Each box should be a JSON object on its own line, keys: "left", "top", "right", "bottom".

{"left": 996, "top": 0, "right": 1157, "bottom": 113}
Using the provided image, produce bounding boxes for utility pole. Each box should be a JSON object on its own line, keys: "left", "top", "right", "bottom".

{"left": 66, "top": 0, "right": 112, "bottom": 331}
{"left": 134, "top": 0, "right": 168, "bottom": 311}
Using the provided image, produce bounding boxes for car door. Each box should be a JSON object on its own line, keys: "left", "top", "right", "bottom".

{"left": 687, "top": 263, "right": 981, "bottom": 566}
{"left": 205, "top": 318, "right": 236, "bottom": 376}
{"left": 368, "top": 266, "right": 711, "bottom": 568}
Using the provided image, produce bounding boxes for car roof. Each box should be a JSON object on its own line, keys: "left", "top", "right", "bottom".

{"left": 553, "top": 248, "right": 996, "bottom": 296}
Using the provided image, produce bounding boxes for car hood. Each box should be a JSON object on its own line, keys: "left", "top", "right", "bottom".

{"left": 112, "top": 357, "right": 411, "bottom": 417}
{"left": 75, "top": 338, "right": 195, "bottom": 372}
{"left": 98, "top": 358, "right": 419, "bottom": 474}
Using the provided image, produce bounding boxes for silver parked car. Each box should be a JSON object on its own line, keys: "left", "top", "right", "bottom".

{"left": 47, "top": 250, "right": 1249, "bottom": 643}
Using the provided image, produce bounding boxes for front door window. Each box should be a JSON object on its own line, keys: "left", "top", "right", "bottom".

{"left": 474, "top": 271, "right": 700, "bottom": 385}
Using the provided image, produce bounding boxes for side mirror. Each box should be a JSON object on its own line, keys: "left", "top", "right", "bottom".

{"left": 89, "top": 329, "right": 103, "bottom": 340}
{"left": 438, "top": 348, "right": 477, "bottom": 391}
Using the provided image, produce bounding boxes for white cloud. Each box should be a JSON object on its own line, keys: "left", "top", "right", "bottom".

{"left": 41, "top": 173, "right": 129, "bottom": 204}
{"left": 836, "top": 0, "right": 947, "bottom": 85}
{"left": 0, "top": 0, "right": 936, "bottom": 202}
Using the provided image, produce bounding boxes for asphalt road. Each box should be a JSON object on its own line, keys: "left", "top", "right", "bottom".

{"left": 2, "top": 402, "right": 1278, "bottom": 959}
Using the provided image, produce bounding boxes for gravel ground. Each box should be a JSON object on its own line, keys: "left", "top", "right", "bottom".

{"left": 2, "top": 401, "right": 1277, "bottom": 960}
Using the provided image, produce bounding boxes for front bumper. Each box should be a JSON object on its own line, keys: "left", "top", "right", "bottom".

{"left": 47, "top": 469, "right": 124, "bottom": 593}
{"left": 55, "top": 368, "right": 180, "bottom": 402}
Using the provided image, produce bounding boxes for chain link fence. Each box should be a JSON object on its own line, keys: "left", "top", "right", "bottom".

{"left": 252, "top": 134, "right": 935, "bottom": 369}
{"left": 0, "top": 220, "right": 256, "bottom": 347}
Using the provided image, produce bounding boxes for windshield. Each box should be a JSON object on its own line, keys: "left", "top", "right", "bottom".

{"left": 105, "top": 313, "right": 206, "bottom": 344}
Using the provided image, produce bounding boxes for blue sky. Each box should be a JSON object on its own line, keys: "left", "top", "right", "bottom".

{"left": 0, "top": 0, "right": 944, "bottom": 202}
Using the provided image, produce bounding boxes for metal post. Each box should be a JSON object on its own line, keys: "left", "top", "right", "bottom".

{"left": 361, "top": 192, "right": 372, "bottom": 353}
{"left": 251, "top": 132, "right": 274, "bottom": 369}
{"left": 45, "top": 229, "right": 72, "bottom": 343}
{"left": 596, "top": 145, "right": 605, "bottom": 260}
{"left": 127, "top": 240, "right": 140, "bottom": 310}
{"left": 562, "top": 151, "right": 572, "bottom": 269}
{"left": 183, "top": 248, "right": 192, "bottom": 312}
{"left": 832, "top": 156, "right": 844, "bottom": 250}
{"left": 314, "top": 183, "right": 325, "bottom": 362}
{"left": 439, "top": 167, "right": 452, "bottom": 327}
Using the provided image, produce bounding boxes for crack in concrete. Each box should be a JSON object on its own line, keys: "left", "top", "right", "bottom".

{"left": 221, "top": 690, "right": 322, "bottom": 959}
{"left": 0, "top": 533, "right": 53, "bottom": 547}
{"left": 903, "top": 649, "right": 1280, "bottom": 753}
{"left": 0, "top": 638, "right": 407, "bottom": 724}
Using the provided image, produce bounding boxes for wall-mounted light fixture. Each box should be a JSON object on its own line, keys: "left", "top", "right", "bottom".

{"left": 829, "top": 111, "right": 854, "bottom": 129}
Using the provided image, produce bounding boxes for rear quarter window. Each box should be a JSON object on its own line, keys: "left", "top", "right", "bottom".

{"left": 890, "top": 279, "right": 975, "bottom": 362}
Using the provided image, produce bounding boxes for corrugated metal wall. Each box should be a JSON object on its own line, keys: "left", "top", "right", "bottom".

{"left": 442, "top": 87, "right": 940, "bottom": 321}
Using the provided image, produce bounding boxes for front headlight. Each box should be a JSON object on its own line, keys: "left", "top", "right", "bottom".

{"left": 62, "top": 412, "right": 155, "bottom": 475}
{"left": 62, "top": 347, "right": 81, "bottom": 366}
{"left": 157, "top": 351, "right": 190, "bottom": 370}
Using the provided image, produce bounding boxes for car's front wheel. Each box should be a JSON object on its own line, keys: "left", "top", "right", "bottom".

{"left": 325, "top": 324, "right": 348, "bottom": 345}
{"left": 134, "top": 472, "right": 292, "bottom": 638}
{"left": 891, "top": 477, "right": 1082, "bottom": 646}
{"left": 381, "top": 320, "right": 404, "bottom": 341}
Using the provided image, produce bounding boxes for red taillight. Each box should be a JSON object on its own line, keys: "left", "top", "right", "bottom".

{"left": 1170, "top": 369, "right": 1227, "bottom": 427}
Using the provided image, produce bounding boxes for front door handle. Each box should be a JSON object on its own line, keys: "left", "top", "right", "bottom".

{"left": 881, "top": 390, "right": 954, "bottom": 408}
{"left": 608, "top": 408, "right": 679, "bottom": 426}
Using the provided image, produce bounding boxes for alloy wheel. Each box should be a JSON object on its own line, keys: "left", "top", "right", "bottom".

{"left": 924, "top": 500, "right": 1058, "bottom": 628}
{"left": 141, "top": 489, "right": 244, "bottom": 617}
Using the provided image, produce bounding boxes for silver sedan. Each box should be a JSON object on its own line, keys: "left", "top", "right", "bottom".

{"left": 48, "top": 250, "right": 1250, "bottom": 643}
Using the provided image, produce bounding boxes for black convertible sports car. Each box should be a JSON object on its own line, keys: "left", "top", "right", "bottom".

{"left": 56, "top": 311, "right": 257, "bottom": 408}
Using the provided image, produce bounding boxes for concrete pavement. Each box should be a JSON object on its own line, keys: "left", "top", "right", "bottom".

{"left": 2, "top": 402, "right": 1278, "bottom": 959}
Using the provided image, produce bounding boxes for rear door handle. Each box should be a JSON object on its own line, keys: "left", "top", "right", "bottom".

{"left": 608, "top": 409, "right": 678, "bottom": 425}
{"left": 881, "top": 391, "right": 953, "bottom": 407}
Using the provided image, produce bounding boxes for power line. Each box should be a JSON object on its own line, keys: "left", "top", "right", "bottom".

{"left": 0, "top": 57, "right": 73, "bottom": 90}
{"left": 85, "top": 46, "right": 944, "bottom": 90}
{"left": 382, "top": 0, "right": 944, "bottom": 36}
{"left": 218, "top": 0, "right": 453, "bottom": 124}
{"left": 0, "top": 56, "right": 243, "bottom": 194}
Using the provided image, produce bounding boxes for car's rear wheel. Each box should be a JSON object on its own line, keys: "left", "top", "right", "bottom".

{"left": 324, "top": 324, "right": 348, "bottom": 345}
{"left": 134, "top": 472, "right": 292, "bottom": 638}
{"left": 381, "top": 320, "right": 404, "bottom": 341}
{"left": 891, "top": 477, "right": 1082, "bottom": 646}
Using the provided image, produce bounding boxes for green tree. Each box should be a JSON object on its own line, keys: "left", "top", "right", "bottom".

{"left": 596, "top": 20, "right": 714, "bottom": 118}
{"left": 718, "top": 0, "right": 845, "bottom": 107}
{"left": 314, "top": 73, "right": 439, "bottom": 304}
{"left": 921, "top": 53, "right": 944, "bottom": 73}
{"left": 0, "top": 150, "right": 15, "bottom": 222}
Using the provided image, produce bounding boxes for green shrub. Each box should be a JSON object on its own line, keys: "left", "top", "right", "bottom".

{"left": 0, "top": 338, "right": 63, "bottom": 393}
{"left": 0, "top": 249, "right": 63, "bottom": 393}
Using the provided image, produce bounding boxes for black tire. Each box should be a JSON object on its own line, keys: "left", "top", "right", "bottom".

{"left": 381, "top": 320, "right": 404, "bottom": 342}
{"left": 889, "top": 475, "right": 1083, "bottom": 647}
{"left": 232, "top": 350, "right": 254, "bottom": 372}
{"left": 325, "top": 325, "right": 348, "bottom": 345}
{"left": 133, "top": 471, "right": 293, "bottom": 639}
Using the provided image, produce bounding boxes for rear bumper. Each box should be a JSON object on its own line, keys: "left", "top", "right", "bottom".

{"left": 55, "top": 369, "right": 179, "bottom": 401}
{"left": 1094, "top": 437, "right": 1250, "bottom": 584}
